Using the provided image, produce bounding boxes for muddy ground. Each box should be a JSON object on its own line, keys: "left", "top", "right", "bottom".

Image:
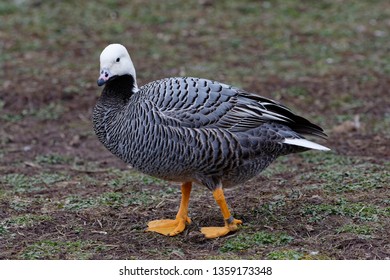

{"left": 0, "top": 0, "right": 389, "bottom": 259}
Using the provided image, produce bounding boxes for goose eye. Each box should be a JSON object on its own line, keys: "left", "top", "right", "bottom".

{"left": 116, "top": 57, "right": 120, "bottom": 62}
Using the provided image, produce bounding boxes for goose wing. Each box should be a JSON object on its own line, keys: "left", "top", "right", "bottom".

{"left": 143, "top": 77, "right": 326, "bottom": 139}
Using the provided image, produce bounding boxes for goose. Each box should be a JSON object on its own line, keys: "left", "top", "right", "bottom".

{"left": 93, "top": 43, "right": 330, "bottom": 238}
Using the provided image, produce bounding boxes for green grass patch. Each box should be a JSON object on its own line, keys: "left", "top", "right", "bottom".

{"left": 61, "top": 186, "right": 174, "bottom": 211}
{"left": 2, "top": 214, "right": 52, "bottom": 229}
{"left": 299, "top": 151, "right": 353, "bottom": 166}
{"left": 0, "top": 1, "right": 19, "bottom": 15}
{"left": 20, "top": 240, "right": 106, "bottom": 260}
{"left": 0, "top": 0, "right": 388, "bottom": 261}
{"left": 302, "top": 199, "right": 385, "bottom": 222}
{"left": 273, "top": 86, "right": 312, "bottom": 103}
{"left": 221, "top": 231, "right": 294, "bottom": 252}
{"left": 299, "top": 153, "right": 389, "bottom": 193}
{"left": 9, "top": 197, "right": 32, "bottom": 211}
{"left": 1, "top": 174, "right": 31, "bottom": 190}
{"left": 62, "top": 195, "right": 98, "bottom": 211}
{"left": 267, "top": 249, "right": 304, "bottom": 260}
{"left": 266, "top": 249, "right": 332, "bottom": 260}
{"left": 1, "top": 102, "right": 64, "bottom": 122}
{"left": 0, "top": 224, "right": 8, "bottom": 235}
{"left": 336, "top": 223, "right": 374, "bottom": 236}
{"left": 253, "top": 197, "right": 289, "bottom": 224}
{"left": 371, "top": 113, "right": 390, "bottom": 136}
{"left": 108, "top": 169, "right": 168, "bottom": 189}
{"left": 1, "top": 173, "right": 70, "bottom": 193}
{"left": 35, "top": 153, "right": 73, "bottom": 165}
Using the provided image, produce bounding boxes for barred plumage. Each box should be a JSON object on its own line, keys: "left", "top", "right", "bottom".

{"left": 93, "top": 44, "right": 329, "bottom": 238}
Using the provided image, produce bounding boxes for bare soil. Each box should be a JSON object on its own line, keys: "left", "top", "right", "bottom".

{"left": 0, "top": 0, "right": 389, "bottom": 260}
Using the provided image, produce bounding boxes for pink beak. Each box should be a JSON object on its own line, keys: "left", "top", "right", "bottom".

{"left": 97, "top": 68, "right": 111, "bottom": 86}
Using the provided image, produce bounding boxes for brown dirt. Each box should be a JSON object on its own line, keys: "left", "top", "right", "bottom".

{"left": 0, "top": 0, "right": 389, "bottom": 260}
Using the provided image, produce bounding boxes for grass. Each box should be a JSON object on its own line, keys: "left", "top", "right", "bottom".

{"left": 3, "top": 214, "right": 52, "bottom": 229}
{"left": 298, "top": 153, "right": 390, "bottom": 193}
{"left": 336, "top": 224, "right": 374, "bottom": 236}
{"left": 61, "top": 191, "right": 144, "bottom": 210}
{"left": 267, "top": 249, "right": 304, "bottom": 260}
{"left": 0, "top": 0, "right": 389, "bottom": 260}
{"left": 108, "top": 169, "right": 168, "bottom": 189}
{"left": 20, "top": 240, "right": 106, "bottom": 260}
{"left": 35, "top": 153, "right": 73, "bottom": 165}
{"left": 302, "top": 199, "right": 386, "bottom": 223}
{"left": 62, "top": 186, "right": 176, "bottom": 211}
{"left": 1, "top": 102, "right": 65, "bottom": 122}
{"left": 221, "top": 231, "right": 294, "bottom": 253}
{"left": 2, "top": 173, "right": 70, "bottom": 193}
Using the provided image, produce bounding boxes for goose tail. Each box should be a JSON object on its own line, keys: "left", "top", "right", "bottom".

{"left": 282, "top": 138, "right": 330, "bottom": 151}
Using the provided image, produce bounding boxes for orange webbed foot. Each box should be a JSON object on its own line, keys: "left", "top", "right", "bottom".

{"left": 146, "top": 216, "right": 191, "bottom": 236}
{"left": 201, "top": 218, "right": 242, "bottom": 239}
{"left": 147, "top": 182, "right": 192, "bottom": 237}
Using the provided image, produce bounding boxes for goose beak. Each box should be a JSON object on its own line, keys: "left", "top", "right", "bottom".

{"left": 97, "top": 68, "right": 111, "bottom": 86}
{"left": 97, "top": 78, "right": 106, "bottom": 86}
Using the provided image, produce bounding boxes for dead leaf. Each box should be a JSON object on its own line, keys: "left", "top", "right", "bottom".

{"left": 332, "top": 115, "right": 361, "bottom": 133}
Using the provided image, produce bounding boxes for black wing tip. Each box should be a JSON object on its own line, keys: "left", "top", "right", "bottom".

{"left": 291, "top": 116, "right": 329, "bottom": 139}
{"left": 261, "top": 102, "right": 328, "bottom": 139}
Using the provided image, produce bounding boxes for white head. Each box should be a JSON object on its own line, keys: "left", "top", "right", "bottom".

{"left": 97, "top": 44, "right": 138, "bottom": 90}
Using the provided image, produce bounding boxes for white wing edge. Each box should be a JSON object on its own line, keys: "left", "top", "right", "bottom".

{"left": 282, "top": 138, "right": 331, "bottom": 151}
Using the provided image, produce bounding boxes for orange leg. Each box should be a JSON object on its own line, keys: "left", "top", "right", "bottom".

{"left": 201, "top": 187, "right": 242, "bottom": 238}
{"left": 147, "top": 182, "right": 192, "bottom": 236}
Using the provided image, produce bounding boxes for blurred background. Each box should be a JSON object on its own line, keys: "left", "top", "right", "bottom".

{"left": 0, "top": 0, "right": 389, "bottom": 259}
